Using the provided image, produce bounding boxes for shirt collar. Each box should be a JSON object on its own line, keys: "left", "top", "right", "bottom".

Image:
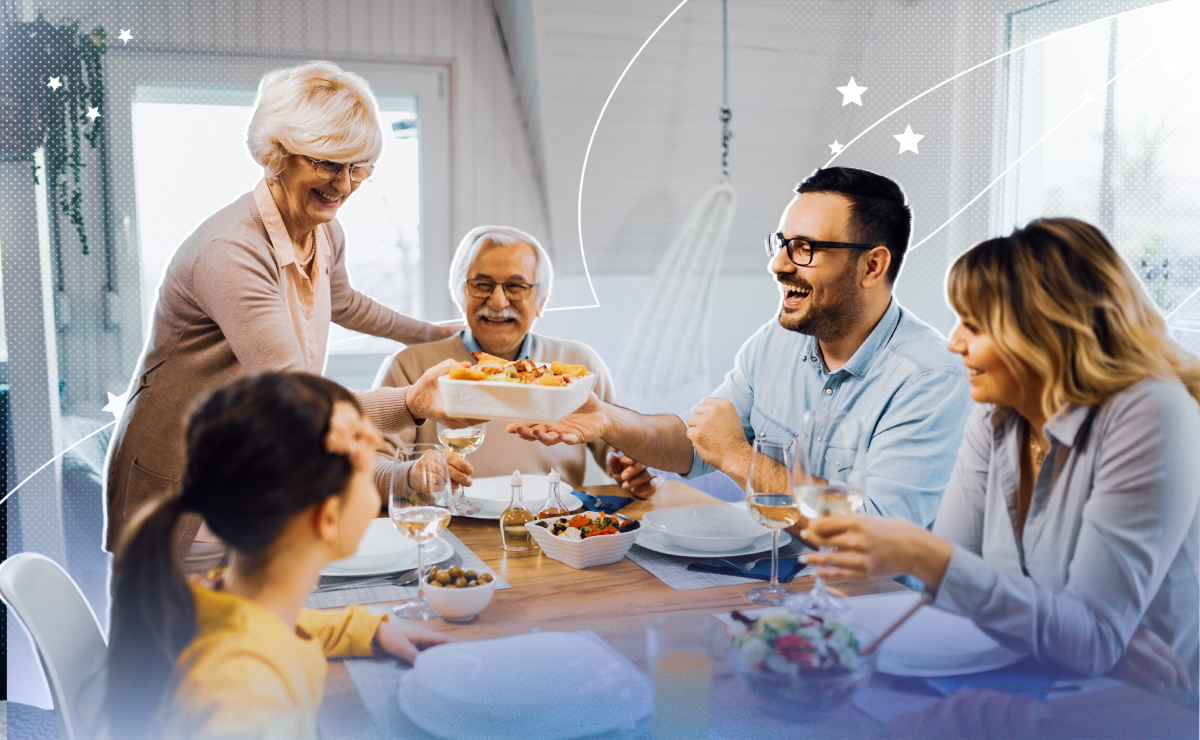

{"left": 461, "top": 329, "right": 533, "bottom": 361}
{"left": 253, "top": 179, "right": 330, "bottom": 271}
{"left": 989, "top": 402, "right": 1093, "bottom": 447}
{"left": 806, "top": 298, "right": 901, "bottom": 378}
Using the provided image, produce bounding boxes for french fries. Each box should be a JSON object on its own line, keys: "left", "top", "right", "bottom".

{"left": 445, "top": 354, "right": 591, "bottom": 386}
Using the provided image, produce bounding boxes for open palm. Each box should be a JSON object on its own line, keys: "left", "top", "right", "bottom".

{"left": 506, "top": 392, "right": 609, "bottom": 445}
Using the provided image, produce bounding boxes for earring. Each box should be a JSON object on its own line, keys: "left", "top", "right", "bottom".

{"left": 273, "top": 174, "right": 280, "bottom": 181}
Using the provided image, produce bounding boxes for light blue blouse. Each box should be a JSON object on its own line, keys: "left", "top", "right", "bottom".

{"left": 933, "top": 377, "right": 1200, "bottom": 686}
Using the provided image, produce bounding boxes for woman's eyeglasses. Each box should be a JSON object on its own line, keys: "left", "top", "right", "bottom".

{"left": 465, "top": 279, "right": 537, "bottom": 301}
{"left": 304, "top": 156, "right": 375, "bottom": 182}
{"left": 765, "top": 232, "right": 875, "bottom": 267}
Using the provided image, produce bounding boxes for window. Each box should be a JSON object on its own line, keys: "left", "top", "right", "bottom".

{"left": 1001, "top": 0, "right": 1199, "bottom": 353}
{"left": 130, "top": 84, "right": 424, "bottom": 353}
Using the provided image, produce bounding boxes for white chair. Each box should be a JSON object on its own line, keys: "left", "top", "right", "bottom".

{"left": 0, "top": 553, "right": 109, "bottom": 740}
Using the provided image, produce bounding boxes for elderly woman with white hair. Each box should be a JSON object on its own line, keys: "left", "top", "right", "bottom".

{"left": 372, "top": 225, "right": 658, "bottom": 503}
{"left": 104, "top": 61, "right": 470, "bottom": 573}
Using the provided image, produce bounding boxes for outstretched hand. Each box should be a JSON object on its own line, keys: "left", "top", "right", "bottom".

{"left": 406, "top": 359, "right": 487, "bottom": 429}
{"left": 374, "top": 619, "right": 453, "bottom": 664}
{"left": 506, "top": 392, "right": 610, "bottom": 446}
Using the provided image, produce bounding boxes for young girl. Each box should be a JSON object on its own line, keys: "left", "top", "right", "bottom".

{"left": 106, "top": 372, "right": 450, "bottom": 738}
{"left": 803, "top": 218, "right": 1199, "bottom": 695}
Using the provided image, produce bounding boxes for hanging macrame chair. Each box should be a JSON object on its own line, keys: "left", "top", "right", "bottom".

{"left": 616, "top": 183, "right": 737, "bottom": 416}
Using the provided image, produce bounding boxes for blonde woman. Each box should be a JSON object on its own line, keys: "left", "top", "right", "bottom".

{"left": 105, "top": 62, "right": 469, "bottom": 572}
{"left": 803, "top": 218, "right": 1200, "bottom": 694}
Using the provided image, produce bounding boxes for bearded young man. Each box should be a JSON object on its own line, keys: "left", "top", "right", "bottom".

{"left": 509, "top": 167, "right": 972, "bottom": 532}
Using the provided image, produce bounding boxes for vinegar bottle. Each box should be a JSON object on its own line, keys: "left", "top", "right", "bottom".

{"left": 499, "top": 470, "right": 535, "bottom": 551}
{"left": 537, "top": 469, "right": 571, "bottom": 520}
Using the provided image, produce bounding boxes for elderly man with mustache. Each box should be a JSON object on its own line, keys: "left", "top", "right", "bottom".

{"left": 510, "top": 168, "right": 972, "bottom": 534}
{"left": 373, "top": 226, "right": 646, "bottom": 500}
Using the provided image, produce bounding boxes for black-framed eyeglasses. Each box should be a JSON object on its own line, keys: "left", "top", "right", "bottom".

{"left": 304, "top": 156, "right": 375, "bottom": 182}
{"left": 766, "top": 232, "right": 875, "bottom": 267}
{"left": 465, "top": 279, "right": 538, "bottom": 301}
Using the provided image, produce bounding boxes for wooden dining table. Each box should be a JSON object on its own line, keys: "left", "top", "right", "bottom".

{"left": 317, "top": 481, "right": 1197, "bottom": 739}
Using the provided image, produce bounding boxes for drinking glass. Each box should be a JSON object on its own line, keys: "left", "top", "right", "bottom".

{"left": 743, "top": 436, "right": 799, "bottom": 606}
{"left": 791, "top": 412, "right": 867, "bottom": 616}
{"left": 436, "top": 421, "right": 486, "bottom": 516}
{"left": 389, "top": 443, "right": 453, "bottom": 620}
{"left": 646, "top": 613, "right": 719, "bottom": 740}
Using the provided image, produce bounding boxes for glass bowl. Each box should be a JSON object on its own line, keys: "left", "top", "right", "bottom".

{"left": 728, "top": 643, "right": 876, "bottom": 714}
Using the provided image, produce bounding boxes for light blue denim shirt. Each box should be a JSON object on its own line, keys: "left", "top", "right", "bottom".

{"left": 682, "top": 298, "right": 973, "bottom": 528}
{"left": 461, "top": 329, "right": 533, "bottom": 361}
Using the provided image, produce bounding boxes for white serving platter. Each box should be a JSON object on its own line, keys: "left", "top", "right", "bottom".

{"left": 438, "top": 372, "right": 596, "bottom": 424}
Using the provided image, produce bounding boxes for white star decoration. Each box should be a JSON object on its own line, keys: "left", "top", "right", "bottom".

{"left": 118, "top": 29, "right": 133, "bottom": 44}
{"left": 1082, "top": 91, "right": 1099, "bottom": 105}
{"left": 46, "top": 76, "right": 62, "bottom": 91}
{"left": 103, "top": 390, "right": 130, "bottom": 420}
{"left": 893, "top": 125, "right": 924, "bottom": 154}
{"left": 828, "top": 139, "right": 845, "bottom": 155}
{"left": 837, "top": 77, "right": 868, "bottom": 107}
{"left": 85, "top": 106, "right": 101, "bottom": 123}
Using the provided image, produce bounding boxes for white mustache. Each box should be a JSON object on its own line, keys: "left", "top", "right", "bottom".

{"left": 474, "top": 306, "right": 521, "bottom": 321}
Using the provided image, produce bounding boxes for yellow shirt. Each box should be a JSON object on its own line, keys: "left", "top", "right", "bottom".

{"left": 161, "top": 581, "right": 385, "bottom": 739}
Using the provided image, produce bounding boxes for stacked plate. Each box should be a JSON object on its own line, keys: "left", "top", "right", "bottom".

{"left": 637, "top": 505, "right": 790, "bottom": 557}
{"left": 398, "top": 632, "right": 651, "bottom": 739}
{"left": 320, "top": 519, "right": 454, "bottom": 577}
{"left": 461, "top": 474, "right": 584, "bottom": 520}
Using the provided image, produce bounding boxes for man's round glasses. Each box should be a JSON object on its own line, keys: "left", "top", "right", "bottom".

{"left": 765, "top": 232, "right": 875, "bottom": 267}
{"left": 304, "top": 156, "right": 375, "bottom": 182}
{"left": 465, "top": 279, "right": 537, "bottom": 301}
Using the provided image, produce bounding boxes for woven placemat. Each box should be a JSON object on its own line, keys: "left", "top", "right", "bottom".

{"left": 626, "top": 538, "right": 813, "bottom": 591}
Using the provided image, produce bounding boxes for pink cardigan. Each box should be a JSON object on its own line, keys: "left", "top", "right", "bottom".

{"left": 103, "top": 189, "right": 440, "bottom": 558}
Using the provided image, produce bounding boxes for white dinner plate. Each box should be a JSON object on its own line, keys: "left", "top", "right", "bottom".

{"left": 320, "top": 537, "right": 454, "bottom": 577}
{"left": 460, "top": 491, "right": 584, "bottom": 520}
{"left": 633, "top": 529, "right": 792, "bottom": 558}
{"left": 841, "top": 591, "right": 1027, "bottom": 677}
{"left": 463, "top": 474, "right": 555, "bottom": 513}
{"left": 398, "top": 631, "right": 651, "bottom": 740}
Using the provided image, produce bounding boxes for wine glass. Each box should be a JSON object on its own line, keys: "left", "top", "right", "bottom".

{"left": 743, "top": 435, "right": 799, "bottom": 606}
{"left": 791, "top": 412, "right": 867, "bottom": 616}
{"left": 389, "top": 443, "right": 453, "bottom": 620}
{"left": 436, "top": 421, "right": 486, "bottom": 516}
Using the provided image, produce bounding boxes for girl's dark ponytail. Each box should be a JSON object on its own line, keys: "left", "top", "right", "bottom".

{"left": 106, "top": 493, "right": 196, "bottom": 739}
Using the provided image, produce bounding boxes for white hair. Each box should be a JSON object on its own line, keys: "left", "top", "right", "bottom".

{"left": 246, "top": 61, "right": 384, "bottom": 177}
{"left": 448, "top": 226, "right": 554, "bottom": 314}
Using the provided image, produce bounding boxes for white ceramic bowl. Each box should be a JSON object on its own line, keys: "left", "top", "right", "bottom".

{"left": 421, "top": 576, "right": 496, "bottom": 623}
{"left": 327, "top": 518, "right": 417, "bottom": 570}
{"left": 641, "top": 505, "right": 770, "bottom": 552}
{"left": 438, "top": 373, "right": 596, "bottom": 424}
{"left": 525, "top": 516, "right": 640, "bottom": 569}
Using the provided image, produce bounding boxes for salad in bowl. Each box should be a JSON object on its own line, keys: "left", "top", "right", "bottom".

{"left": 728, "top": 608, "right": 874, "bottom": 712}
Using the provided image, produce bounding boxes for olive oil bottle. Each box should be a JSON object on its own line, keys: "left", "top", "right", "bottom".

{"left": 537, "top": 469, "right": 571, "bottom": 519}
{"left": 499, "top": 469, "right": 535, "bottom": 551}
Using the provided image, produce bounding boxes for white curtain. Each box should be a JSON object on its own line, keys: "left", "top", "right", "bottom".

{"left": 617, "top": 183, "right": 737, "bottom": 416}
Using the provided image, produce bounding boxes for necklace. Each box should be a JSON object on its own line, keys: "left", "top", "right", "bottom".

{"left": 297, "top": 231, "right": 315, "bottom": 267}
{"left": 1029, "top": 430, "right": 1048, "bottom": 469}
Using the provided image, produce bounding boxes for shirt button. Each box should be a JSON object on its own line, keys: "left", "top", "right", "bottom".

{"left": 825, "top": 388, "right": 833, "bottom": 395}
{"left": 816, "top": 436, "right": 823, "bottom": 442}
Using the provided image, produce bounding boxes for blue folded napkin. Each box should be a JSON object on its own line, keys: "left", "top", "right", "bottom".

{"left": 575, "top": 491, "right": 636, "bottom": 513}
{"left": 924, "top": 659, "right": 1060, "bottom": 699}
{"left": 687, "top": 555, "right": 806, "bottom": 583}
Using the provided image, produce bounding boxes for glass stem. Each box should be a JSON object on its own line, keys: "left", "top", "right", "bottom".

{"left": 416, "top": 541, "right": 427, "bottom": 599}
{"left": 769, "top": 530, "right": 780, "bottom": 589}
{"left": 811, "top": 545, "right": 830, "bottom": 599}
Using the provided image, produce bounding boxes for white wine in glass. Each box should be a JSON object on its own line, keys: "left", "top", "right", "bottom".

{"left": 747, "top": 493, "right": 804, "bottom": 531}
{"left": 743, "top": 437, "right": 798, "bottom": 606}
{"left": 390, "top": 444, "right": 452, "bottom": 621}
{"left": 436, "top": 421, "right": 486, "bottom": 516}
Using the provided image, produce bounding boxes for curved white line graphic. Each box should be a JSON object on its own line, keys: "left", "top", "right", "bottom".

{"left": 1, "top": 421, "right": 117, "bottom": 507}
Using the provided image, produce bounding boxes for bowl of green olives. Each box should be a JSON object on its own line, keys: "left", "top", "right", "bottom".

{"left": 421, "top": 565, "right": 497, "bottom": 622}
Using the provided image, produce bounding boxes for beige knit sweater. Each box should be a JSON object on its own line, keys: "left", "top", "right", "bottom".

{"left": 373, "top": 333, "right": 619, "bottom": 498}
{"left": 103, "top": 188, "right": 441, "bottom": 559}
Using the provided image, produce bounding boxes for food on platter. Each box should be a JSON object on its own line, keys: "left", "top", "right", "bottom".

{"left": 444, "top": 353, "right": 589, "bottom": 386}
{"left": 533, "top": 511, "right": 640, "bottom": 539}
{"left": 729, "top": 608, "right": 864, "bottom": 675}
{"left": 426, "top": 565, "right": 494, "bottom": 589}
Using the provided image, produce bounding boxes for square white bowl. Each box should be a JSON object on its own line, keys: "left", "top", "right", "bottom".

{"left": 438, "top": 373, "right": 596, "bottom": 424}
{"left": 525, "top": 516, "right": 640, "bottom": 569}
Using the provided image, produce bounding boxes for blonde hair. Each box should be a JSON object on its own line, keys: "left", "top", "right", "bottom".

{"left": 246, "top": 61, "right": 383, "bottom": 176}
{"left": 947, "top": 217, "right": 1200, "bottom": 418}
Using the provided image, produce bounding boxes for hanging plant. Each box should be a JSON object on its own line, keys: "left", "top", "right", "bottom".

{"left": 1, "top": 13, "right": 107, "bottom": 254}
